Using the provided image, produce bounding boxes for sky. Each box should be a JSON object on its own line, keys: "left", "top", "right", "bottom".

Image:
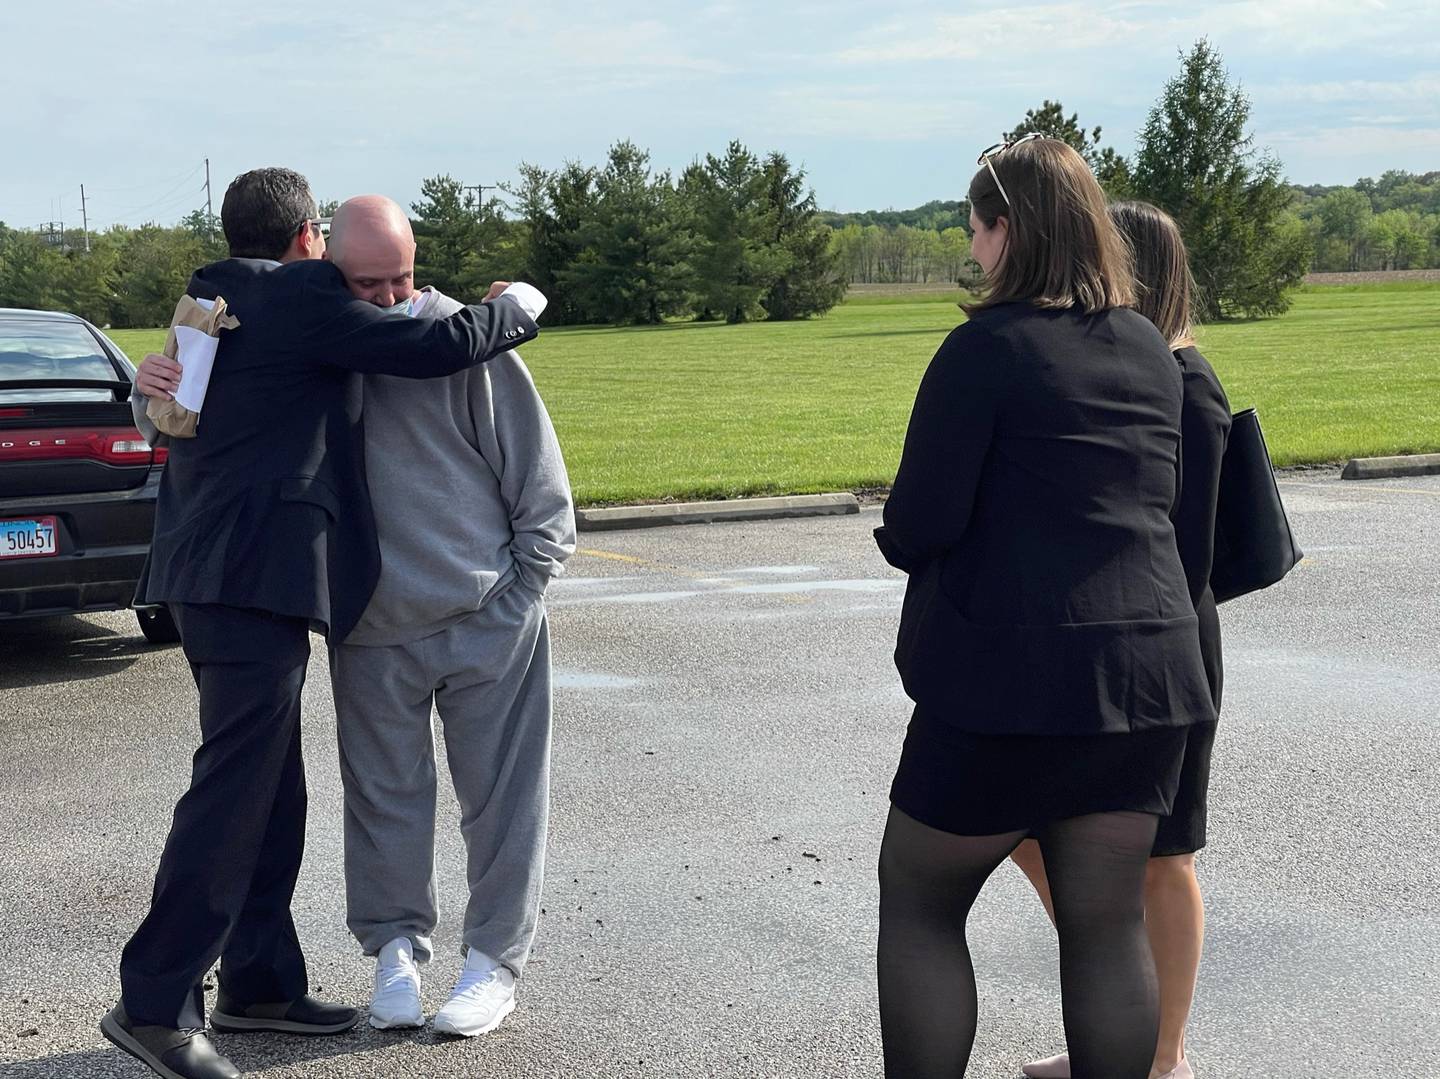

{"left": 2, "top": 0, "right": 1436, "bottom": 232}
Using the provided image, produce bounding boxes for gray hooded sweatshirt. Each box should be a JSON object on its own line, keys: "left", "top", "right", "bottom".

{"left": 344, "top": 287, "right": 575, "bottom": 646}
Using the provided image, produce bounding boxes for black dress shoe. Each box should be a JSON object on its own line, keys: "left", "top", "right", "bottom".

{"left": 101, "top": 1004, "right": 240, "bottom": 1079}
{"left": 209, "top": 989, "right": 359, "bottom": 1036}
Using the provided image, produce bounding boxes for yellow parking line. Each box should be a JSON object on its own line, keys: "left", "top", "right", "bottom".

{"left": 576, "top": 548, "right": 654, "bottom": 566}
{"left": 575, "top": 547, "right": 712, "bottom": 580}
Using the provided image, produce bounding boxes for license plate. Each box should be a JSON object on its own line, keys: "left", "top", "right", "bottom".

{"left": 0, "top": 517, "right": 59, "bottom": 559}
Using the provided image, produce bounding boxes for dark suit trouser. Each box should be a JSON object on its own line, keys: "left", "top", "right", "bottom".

{"left": 119, "top": 603, "right": 311, "bottom": 1029}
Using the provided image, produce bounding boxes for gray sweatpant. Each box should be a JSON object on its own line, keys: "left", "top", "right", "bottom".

{"left": 330, "top": 581, "right": 550, "bottom": 977}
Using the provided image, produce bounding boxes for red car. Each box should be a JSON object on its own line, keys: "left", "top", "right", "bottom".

{"left": 0, "top": 307, "right": 178, "bottom": 643}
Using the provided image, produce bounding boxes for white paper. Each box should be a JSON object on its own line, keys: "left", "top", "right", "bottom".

{"left": 173, "top": 325, "right": 220, "bottom": 413}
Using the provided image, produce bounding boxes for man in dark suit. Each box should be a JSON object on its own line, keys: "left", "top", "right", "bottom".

{"left": 101, "top": 167, "right": 542, "bottom": 1079}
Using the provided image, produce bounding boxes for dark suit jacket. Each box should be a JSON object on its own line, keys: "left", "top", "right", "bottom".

{"left": 875, "top": 302, "right": 1216, "bottom": 735}
{"left": 1174, "top": 345, "right": 1232, "bottom": 710}
{"left": 141, "top": 258, "right": 538, "bottom": 641}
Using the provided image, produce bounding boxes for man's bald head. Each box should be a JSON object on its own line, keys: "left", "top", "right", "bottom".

{"left": 327, "top": 195, "right": 417, "bottom": 308}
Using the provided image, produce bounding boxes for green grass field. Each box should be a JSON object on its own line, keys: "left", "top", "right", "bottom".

{"left": 108, "top": 281, "right": 1440, "bottom": 505}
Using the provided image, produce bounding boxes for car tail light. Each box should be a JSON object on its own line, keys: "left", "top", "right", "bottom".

{"left": 0, "top": 427, "right": 165, "bottom": 466}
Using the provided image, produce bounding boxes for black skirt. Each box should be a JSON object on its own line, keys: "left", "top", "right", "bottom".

{"left": 890, "top": 707, "right": 1193, "bottom": 837}
{"left": 1151, "top": 720, "right": 1217, "bottom": 856}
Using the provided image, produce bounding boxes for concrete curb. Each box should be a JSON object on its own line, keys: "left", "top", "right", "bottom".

{"left": 576, "top": 492, "right": 861, "bottom": 532}
{"left": 1341, "top": 453, "right": 1440, "bottom": 481}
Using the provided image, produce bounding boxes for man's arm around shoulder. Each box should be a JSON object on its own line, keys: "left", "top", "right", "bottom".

{"left": 293, "top": 263, "right": 540, "bottom": 379}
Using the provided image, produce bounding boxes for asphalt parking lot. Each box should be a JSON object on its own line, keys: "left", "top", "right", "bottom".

{"left": 1, "top": 472, "right": 1437, "bottom": 1078}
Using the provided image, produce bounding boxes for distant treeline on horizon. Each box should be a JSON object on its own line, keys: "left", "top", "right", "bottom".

{"left": 823, "top": 171, "right": 1440, "bottom": 284}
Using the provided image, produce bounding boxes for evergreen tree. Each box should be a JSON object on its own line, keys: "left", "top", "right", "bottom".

{"left": 1006, "top": 100, "right": 1131, "bottom": 196}
{"left": 756, "top": 152, "right": 845, "bottom": 319}
{"left": 411, "top": 175, "right": 510, "bottom": 302}
{"left": 1131, "top": 40, "right": 1310, "bottom": 318}
{"left": 514, "top": 161, "right": 599, "bottom": 324}
{"left": 563, "top": 141, "right": 693, "bottom": 325}
{"left": 688, "top": 141, "right": 783, "bottom": 324}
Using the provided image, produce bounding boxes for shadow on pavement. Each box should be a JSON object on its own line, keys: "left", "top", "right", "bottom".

{"left": 6, "top": 1030, "right": 423, "bottom": 1078}
{"left": 0, "top": 615, "right": 171, "bottom": 690}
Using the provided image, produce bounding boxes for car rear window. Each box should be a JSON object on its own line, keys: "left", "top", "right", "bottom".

{"left": 0, "top": 320, "right": 120, "bottom": 403}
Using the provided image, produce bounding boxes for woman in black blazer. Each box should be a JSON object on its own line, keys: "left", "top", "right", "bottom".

{"left": 874, "top": 140, "right": 1216, "bottom": 1079}
{"left": 1015, "top": 202, "right": 1232, "bottom": 1079}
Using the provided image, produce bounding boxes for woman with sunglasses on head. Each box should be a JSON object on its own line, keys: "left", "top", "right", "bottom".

{"left": 1014, "top": 201, "right": 1232, "bottom": 1079}
{"left": 873, "top": 138, "right": 1216, "bottom": 1079}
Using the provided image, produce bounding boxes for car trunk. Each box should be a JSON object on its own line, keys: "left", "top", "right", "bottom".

{"left": 0, "top": 391, "right": 162, "bottom": 499}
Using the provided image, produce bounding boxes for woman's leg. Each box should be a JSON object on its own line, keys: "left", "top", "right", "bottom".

{"left": 877, "top": 805, "right": 1027, "bottom": 1078}
{"left": 1036, "top": 811, "right": 1161, "bottom": 1079}
{"left": 1010, "top": 839, "right": 1056, "bottom": 923}
{"left": 1145, "top": 854, "right": 1203, "bottom": 1075}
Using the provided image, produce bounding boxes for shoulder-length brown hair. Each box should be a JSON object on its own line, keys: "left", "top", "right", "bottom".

{"left": 1108, "top": 200, "right": 1197, "bottom": 350}
{"left": 965, "top": 138, "right": 1133, "bottom": 315}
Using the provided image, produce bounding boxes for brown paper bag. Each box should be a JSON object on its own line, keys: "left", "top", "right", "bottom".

{"left": 145, "top": 294, "right": 241, "bottom": 438}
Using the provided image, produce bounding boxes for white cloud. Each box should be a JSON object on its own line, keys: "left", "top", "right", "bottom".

{"left": 755, "top": 88, "right": 976, "bottom": 141}
{"left": 830, "top": 0, "right": 1438, "bottom": 66}
{"left": 832, "top": 4, "right": 1149, "bottom": 64}
{"left": 1256, "top": 76, "right": 1440, "bottom": 106}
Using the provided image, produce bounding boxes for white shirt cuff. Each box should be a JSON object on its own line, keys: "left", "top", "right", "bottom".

{"left": 500, "top": 282, "right": 547, "bottom": 321}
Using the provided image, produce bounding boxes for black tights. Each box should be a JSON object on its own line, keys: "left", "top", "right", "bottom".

{"left": 877, "top": 806, "right": 1160, "bottom": 1079}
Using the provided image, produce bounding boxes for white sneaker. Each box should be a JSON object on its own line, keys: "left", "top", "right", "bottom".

{"left": 431, "top": 949, "right": 516, "bottom": 1037}
{"left": 369, "top": 936, "right": 423, "bottom": 1029}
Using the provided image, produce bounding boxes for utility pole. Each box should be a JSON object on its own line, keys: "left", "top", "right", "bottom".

{"left": 463, "top": 182, "right": 499, "bottom": 212}
{"left": 204, "top": 157, "right": 213, "bottom": 233}
{"left": 80, "top": 184, "right": 90, "bottom": 253}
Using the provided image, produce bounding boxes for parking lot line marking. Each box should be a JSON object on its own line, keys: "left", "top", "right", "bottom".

{"left": 575, "top": 547, "right": 713, "bottom": 581}
{"left": 1277, "top": 482, "right": 1440, "bottom": 499}
{"left": 576, "top": 548, "right": 652, "bottom": 565}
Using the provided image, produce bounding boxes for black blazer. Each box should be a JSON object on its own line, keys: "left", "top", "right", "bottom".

{"left": 875, "top": 302, "right": 1216, "bottom": 736}
{"left": 141, "top": 258, "right": 538, "bottom": 641}
{"left": 1173, "top": 345, "right": 1232, "bottom": 710}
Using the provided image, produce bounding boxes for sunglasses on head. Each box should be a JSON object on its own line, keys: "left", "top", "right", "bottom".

{"left": 976, "top": 132, "right": 1045, "bottom": 208}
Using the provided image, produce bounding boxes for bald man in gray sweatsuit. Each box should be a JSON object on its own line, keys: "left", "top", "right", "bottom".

{"left": 330, "top": 279, "right": 574, "bottom": 1038}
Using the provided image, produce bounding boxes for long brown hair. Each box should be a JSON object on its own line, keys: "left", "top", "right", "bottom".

{"left": 1108, "top": 201, "right": 1197, "bottom": 349}
{"left": 965, "top": 138, "right": 1133, "bottom": 315}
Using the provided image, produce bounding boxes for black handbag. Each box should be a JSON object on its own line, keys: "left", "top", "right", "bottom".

{"left": 1210, "top": 407, "right": 1303, "bottom": 603}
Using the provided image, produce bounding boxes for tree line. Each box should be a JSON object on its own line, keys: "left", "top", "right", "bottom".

{"left": 1293, "top": 173, "right": 1440, "bottom": 272}
{"left": 0, "top": 142, "right": 844, "bottom": 330}
{"left": 1, "top": 40, "right": 1427, "bottom": 330}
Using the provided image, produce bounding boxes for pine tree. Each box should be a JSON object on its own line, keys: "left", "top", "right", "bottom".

{"left": 1131, "top": 40, "right": 1310, "bottom": 318}
{"left": 688, "top": 141, "right": 784, "bottom": 324}
{"left": 513, "top": 161, "right": 598, "bottom": 324}
{"left": 411, "top": 175, "right": 509, "bottom": 302}
{"left": 562, "top": 141, "right": 693, "bottom": 325}
{"left": 756, "top": 152, "right": 846, "bottom": 320}
{"left": 1005, "top": 100, "right": 1131, "bottom": 197}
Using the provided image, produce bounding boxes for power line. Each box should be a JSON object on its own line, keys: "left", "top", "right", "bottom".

{"left": 101, "top": 163, "right": 206, "bottom": 223}
{"left": 86, "top": 163, "right": 209, "bottom": 197}
{"left": 90, "top": 186, "right": 207, "bottom": 230}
